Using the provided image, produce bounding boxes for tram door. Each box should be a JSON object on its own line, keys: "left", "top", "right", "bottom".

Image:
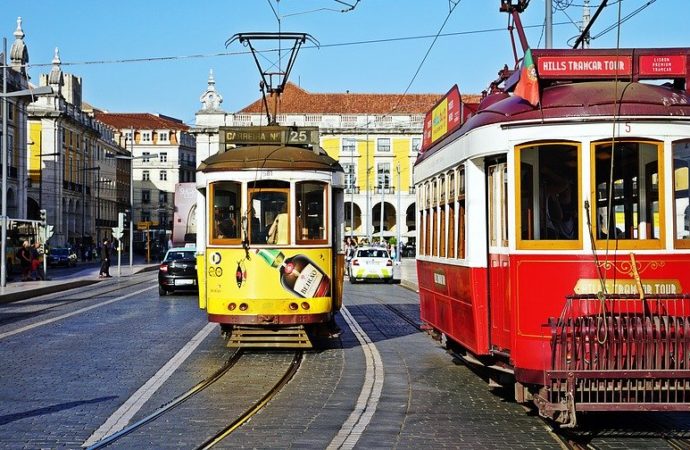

{"left": 487, "top": 161, "right": 511, "bottom": 352}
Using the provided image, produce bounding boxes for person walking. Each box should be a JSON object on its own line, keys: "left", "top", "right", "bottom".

{"left": 99, "top": 239, "right": 112, "bottom": 278}
{"left": 30, "top": 242, "right": 45, "bottom": 280}
{"left": 18, "top": 241, "right": 32, "bottom": 281}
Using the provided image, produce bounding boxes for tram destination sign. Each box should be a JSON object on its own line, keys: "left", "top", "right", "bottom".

{"left": 219, "top": 126, "right": 320, "bottom": 149}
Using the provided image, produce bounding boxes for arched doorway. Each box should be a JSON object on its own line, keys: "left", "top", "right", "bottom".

{"left": 372, "top": 201, "right": 395, "bottom": 236}
{"left": 27, "top": 198, "right": 40, "bottom": 220}
{"left": 344, "top": 202, "right": 362, "bottom": 235}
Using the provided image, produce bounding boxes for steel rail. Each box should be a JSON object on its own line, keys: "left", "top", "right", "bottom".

{"left": 86, "top": 349, "right": 245, "bottom": 449}
{"left": 196, "top": 350, "right": 304, "bottom": 449}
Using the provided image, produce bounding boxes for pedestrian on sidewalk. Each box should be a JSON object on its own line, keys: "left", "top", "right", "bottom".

{"left": 18, "top": 241, "right": 32, "bottom": 281}
{"left": 99, "top": 239, "right": 112, "bottom": 278}
{"left": 30, "top": 242, "right": 45, "bottom": 281}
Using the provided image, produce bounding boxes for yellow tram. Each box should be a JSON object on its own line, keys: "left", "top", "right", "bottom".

{"left": 196, "top": 126, "right": 345, "bottom": 347}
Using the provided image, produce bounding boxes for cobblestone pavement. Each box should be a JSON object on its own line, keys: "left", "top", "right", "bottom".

{"left": 0, "top": 269, "right": 687, "bottom": 449}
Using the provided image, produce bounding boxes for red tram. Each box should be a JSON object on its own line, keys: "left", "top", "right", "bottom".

{"left": 415, "top": 16, "right": 690, "bottom": 426}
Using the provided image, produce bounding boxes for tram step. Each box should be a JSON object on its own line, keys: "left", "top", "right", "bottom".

{"left": 227, "top": 326, "right": 313, "bottom": 349}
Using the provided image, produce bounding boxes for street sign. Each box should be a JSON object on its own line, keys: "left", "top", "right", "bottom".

{"left": 112, "top": 226, "right": 124, "bottom": 240}
{"left": 137, "top": 221, "right": 152, "bottom": 230}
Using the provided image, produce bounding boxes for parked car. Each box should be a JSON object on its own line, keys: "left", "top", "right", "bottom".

{"left": 47, "top": 247, "right": 77, "bottom": 267}
{"left": 158, "top": 246, "right": 197, "bottom": 295}
{"left": 349, "top": 246, "right": 394, "bottom": 284}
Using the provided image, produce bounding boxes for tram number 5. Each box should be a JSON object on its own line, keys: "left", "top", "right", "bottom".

{"left": 289, "top": 130, "right": 308, "bottom": 143}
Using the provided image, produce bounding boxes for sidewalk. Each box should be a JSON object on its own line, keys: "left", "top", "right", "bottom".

{"left": 0, "top": 255, "right": 159, "bottom": 304}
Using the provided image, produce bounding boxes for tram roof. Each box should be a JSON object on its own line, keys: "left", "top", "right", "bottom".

{"left": 417, "top": 80, "right": 690, "bottom": 164}
{"left": 198, "top": 145, "right": 343, "bottom": 172}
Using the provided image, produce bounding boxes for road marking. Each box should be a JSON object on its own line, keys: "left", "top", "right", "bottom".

{"left": 0, "top": 285, "right": 156, "bottom": 340}
{"left": 328, "top": 305, "right": 384, "bottom": 450}
{"left": 82, "top": 322, "right": 217, "bottom": 447}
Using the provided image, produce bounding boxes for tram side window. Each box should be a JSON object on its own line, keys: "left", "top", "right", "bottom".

{"left": 672, "top": 139, "right": 690, "bottom": 247}
{"left": 210, "top": 182, "right": 241, "bottom": 243}
{"left": 594, "top": 141, "right": 661, "bottom": 242}
{"left": 517, "top": 143, "right": 579, "bottom": 243}
{"left": 296, "top": 181, "right": 327, "bottom": 243}
{"left": 458, "top": 167, "right": 465, "bottom": 259}
{"left": 248, "top": 181, "right": 290, "bottom": 245}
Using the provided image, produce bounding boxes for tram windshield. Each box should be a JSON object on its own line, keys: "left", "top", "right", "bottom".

{"left": 209, "top": 179, "right": 329, "bottom": 246}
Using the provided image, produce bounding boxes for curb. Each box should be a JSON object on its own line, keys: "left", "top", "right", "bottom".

{"left": 0, "top": 279, "right": 100, "bottom": 304}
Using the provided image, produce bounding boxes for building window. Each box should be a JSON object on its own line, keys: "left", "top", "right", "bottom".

{"left": 142, "top": 190, "right": 151, "bottom": 204}
{"left": 142, "top": 152, "right": 151, "bottom": 163}
{"left": 159, "top": 191, "right": 167, "bottom": 203}
{"left": 158, "top": 132, "right": 169, "bottom": 142}
{"left": 377, "top": 163, "right": 391, "bottom": 189}
{"left": 377, "top": 138, "right": 391, "bottom": 152}
{"left": 412, "top": 137, "right": 422, "bottom": 153}
{"left": 142, "top": 132, "right": 151, "bottom": 142}
{"left": 142, "top": 211, "right": 150, "bottom": 222}
{"left": 142, "top": 170, "right": 150, "bottom": 181}
{"left": 343, "top": 163, "right": 356, "bottom": 189}
{"left": 296, "top": 181, "right": 327, "bottom": 243}
{"left": 125, "top": 131, "right": 133, "bottom": 141}
{"left": 342, "top": 138, "right": 356, "bottom": 153}
{"left": 160, "top": 170, "right": 167, "bottom": 181}
{"left": 160, "top": 152, "right": 167, "bottom": 163}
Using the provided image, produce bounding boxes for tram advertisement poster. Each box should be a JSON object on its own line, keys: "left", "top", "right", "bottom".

{"left": 422, "top": 85, "right": 462, "bottom": 152}
{"left": 172, "top": 183, "right": 197, "bottom": 246}
{"left": 206, "top": 248, "right": 332, "bottom": 299}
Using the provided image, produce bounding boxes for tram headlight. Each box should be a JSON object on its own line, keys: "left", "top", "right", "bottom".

{"left": 239, "top": 303, "right": 248, "bottom": 311}
{"left": 289, "top": 302, "right": 298, "bottom": 311}
{"left": 301, "top": 302, "right": 310, "bottom": 310}
{"left": 228, "top": 303, "right": 236, "bottom": 311}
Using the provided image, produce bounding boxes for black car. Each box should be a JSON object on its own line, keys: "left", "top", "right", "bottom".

{"left": 158, "top": 247, "right": 197, "bottom": 295}
{"left": 47, "top": 247, "right": 77, "bottom": 267}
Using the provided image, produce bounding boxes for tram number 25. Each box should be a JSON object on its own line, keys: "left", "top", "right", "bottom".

{"left": 289, "top": 130, "right": 308, "bottom": 143}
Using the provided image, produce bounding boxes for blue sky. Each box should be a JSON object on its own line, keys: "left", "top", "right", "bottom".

{"left": 2, "top": 0, "right": 682, "bottom": 125}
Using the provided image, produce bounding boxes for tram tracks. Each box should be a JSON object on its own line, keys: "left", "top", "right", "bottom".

{"left": 86, "top": 349, "right": 304, "bottom": 449}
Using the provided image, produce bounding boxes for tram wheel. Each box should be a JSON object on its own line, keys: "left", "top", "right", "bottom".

{"left": 158, "top": 285, "right": 168, "bottom": 296}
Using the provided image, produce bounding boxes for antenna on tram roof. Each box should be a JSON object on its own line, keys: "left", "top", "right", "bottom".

{"left": 226, "top": 32, "right": 319, "bottom": 126}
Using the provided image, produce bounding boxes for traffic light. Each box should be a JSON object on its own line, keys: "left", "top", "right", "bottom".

{"left": 124, "top": 209, "right": 131, "bottom": 225}
{"left": 39, "top": 209, "right": 47, "bottom": 222}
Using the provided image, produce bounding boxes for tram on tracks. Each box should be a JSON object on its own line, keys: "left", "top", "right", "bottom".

{"left": 415, "top": 5, "right": 690, "bottom": 427}
{"left": 195, "top": 126, "right": 345, "bottom": 348}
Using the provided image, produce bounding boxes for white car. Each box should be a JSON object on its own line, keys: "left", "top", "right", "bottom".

{"left": 349, "top": 247, "right": 394, "bottom": 283}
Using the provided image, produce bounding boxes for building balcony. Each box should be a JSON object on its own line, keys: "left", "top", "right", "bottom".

{"left": 408, "top": 186, "right": 416, "bottom": 194}
{"left": 375, "top": 187, "right": 395, "bottom": 194}
{"left": 345, "top": 186, "right": 360, "bottom": 194}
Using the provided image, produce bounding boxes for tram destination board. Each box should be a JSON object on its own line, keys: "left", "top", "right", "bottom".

{"left": 220, "top": 126, "right": 319, "bottom": 150}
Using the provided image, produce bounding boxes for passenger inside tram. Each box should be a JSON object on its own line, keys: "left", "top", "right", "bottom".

{"left": 267, "top": 202, "right": 288, "bottom": 245}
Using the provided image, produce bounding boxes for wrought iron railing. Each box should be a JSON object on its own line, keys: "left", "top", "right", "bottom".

{"left": 542, "top": 294, "right": 690, "bottom": 426}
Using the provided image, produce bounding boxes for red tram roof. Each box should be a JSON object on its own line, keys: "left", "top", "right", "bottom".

{"left": 418, "top": 47, "right": 690, "bottom": 165}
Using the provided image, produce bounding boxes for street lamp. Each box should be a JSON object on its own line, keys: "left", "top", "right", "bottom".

{"left": 1, "top": 37, "right": 52, "bottom": 287}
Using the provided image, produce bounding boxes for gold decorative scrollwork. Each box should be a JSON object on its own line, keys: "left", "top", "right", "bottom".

{"left": 596, "top": 259, "right": 665, "bottom": 277}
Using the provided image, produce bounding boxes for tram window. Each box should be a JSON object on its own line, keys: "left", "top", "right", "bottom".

{"left": 458, "top": 167, "right": 465, "bottom": 259}
{"left": 296, "top": 181, "right": 327, "bottom": 243}
{"left": 248, "top": 183, "right": 289, "bottom": 245}
{"left": 672, "top": 139, "right": 690, "bottom": 247}
{"left": 594, "top": 141, "right": 662, "bottom": 246}
{"left": 516, "top": 143, "right": 580, "bottom": 248}
{"left": 210, "top": 182, "right": 241, "bottom": 244}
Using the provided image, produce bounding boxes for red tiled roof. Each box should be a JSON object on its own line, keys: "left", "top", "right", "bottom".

{"left": 94, "top": 113, "right": 189, "bottom": 131}
{"left": 239, "top": 82, "right": 469, "bottom": 115}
